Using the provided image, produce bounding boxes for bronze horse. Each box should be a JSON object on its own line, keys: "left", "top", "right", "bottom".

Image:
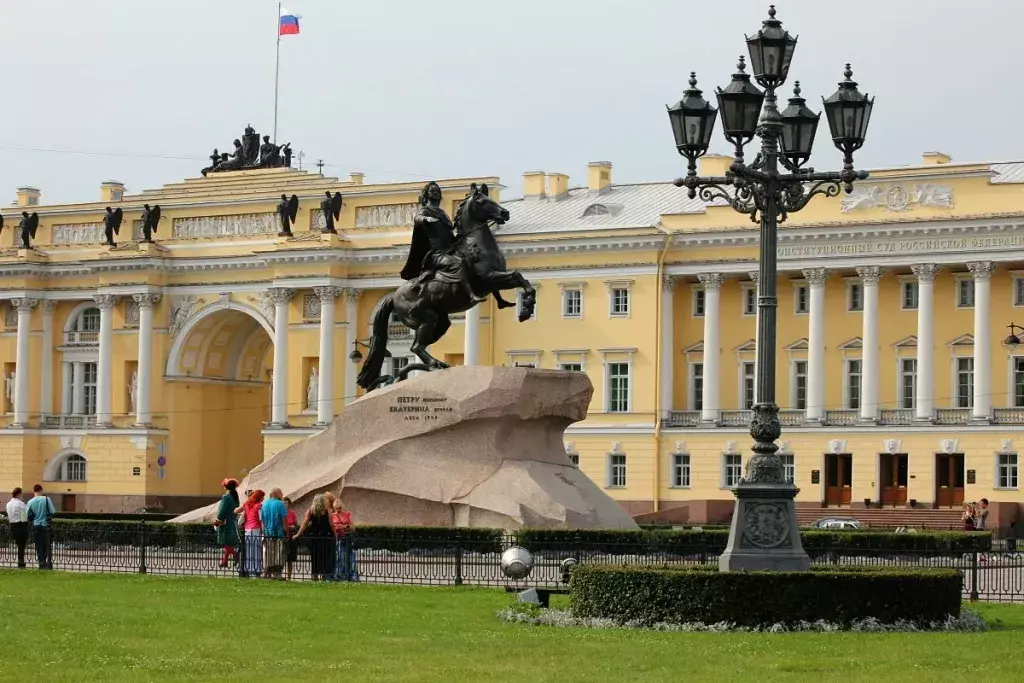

{"left": 356, "top": 184, "right": 536, "bottom": 389}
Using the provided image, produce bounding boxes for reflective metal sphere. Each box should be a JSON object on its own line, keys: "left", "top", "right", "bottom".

{"left": 500, "top": 546, "right": 534, "bottom": 580}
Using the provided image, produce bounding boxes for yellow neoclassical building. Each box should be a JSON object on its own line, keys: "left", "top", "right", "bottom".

{"left": 2, "top": 152, "right": 1024, "bottom": 525}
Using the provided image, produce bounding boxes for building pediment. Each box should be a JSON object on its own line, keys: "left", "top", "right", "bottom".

{"left": 837, "top": 337, "right": 863, "bottom": 350}
{"left": 785, "top": 338, "right": 809, "bottom": 351}
{"left": 947, "top": 333, "right": 974, "bottom": 347}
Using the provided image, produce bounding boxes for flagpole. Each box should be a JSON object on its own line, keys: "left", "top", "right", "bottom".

{"left": 273, "top": 2, "right": 281, "bottom": 143}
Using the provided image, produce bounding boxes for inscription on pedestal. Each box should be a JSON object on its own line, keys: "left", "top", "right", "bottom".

{"left": 388, "top": 395, "right": 453, "bottom": 421}
{"left": 739, "top": 501, "right": 792, "bottom": 549}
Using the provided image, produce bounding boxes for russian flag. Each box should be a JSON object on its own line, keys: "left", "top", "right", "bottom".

{"left": 279, "top": 7, "right": 300, "bottom": 36}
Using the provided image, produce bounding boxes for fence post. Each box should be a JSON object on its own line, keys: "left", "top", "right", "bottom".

{"left": 969, "top": 551, "right": 979, "bottom": 602}
{"left": 138, "top": 519, "right": 148, "bottom": 575}
{"left": 454, "top": 537, "right": 463, "bottom": 586}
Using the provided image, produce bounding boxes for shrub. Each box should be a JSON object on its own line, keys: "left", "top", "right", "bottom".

{"left": 569, "top": 564, "right": 962, "bottom": 628}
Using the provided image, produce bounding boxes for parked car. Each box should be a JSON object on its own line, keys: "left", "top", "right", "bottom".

{"left": 812, "top": 518, "right": 862, "bottom": 530}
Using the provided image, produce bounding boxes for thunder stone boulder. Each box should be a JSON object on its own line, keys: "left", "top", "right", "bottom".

{"left": 175, "top": 366, "right": 638, "bottom": 530}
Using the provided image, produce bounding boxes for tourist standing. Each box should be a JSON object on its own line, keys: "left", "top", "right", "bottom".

{"left": 976, "top": 498, "right": 989, "bottom": 530}
{"left": 25, "top": 485, "right": 54, "bottom": 569}
{"left": 329, "top": 496, "right": 357, "bottom": 582}
{"left": 284, "top": 497, "right": 299, "bottom": 581}
{"left": 962, "top": 502, "right": 977, "bottom": 532}
{"left": 260, "top": 488, "right": 288, "bottom": 579}
{"left": 5, "top": 487, "right": 28, "bottom": 568}
{"left": 214, "top": 478, "right": 240, "bottom": 568}
{"left": 294, "top": 494, "right": 335, "bottom": 581}
{"left": 236, "top": 489, "right": 265, "bottom": 577}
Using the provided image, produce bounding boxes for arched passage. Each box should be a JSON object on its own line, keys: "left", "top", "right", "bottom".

{"left": 164, "top": 302, "right": 274, "bottom": 496}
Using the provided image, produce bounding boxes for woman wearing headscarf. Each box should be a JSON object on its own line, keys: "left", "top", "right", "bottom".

{"left": 294, "top": 493, "right": 335, "bottom": 581}
{"left": 214, "top": 478, "right": 240, "bottom": 568}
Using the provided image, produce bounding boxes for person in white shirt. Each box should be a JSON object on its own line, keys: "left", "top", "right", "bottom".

{"left": 5, "top": 487, "right": 28, "bottom": 568}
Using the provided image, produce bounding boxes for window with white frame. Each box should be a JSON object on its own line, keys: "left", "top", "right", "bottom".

{"left": 741, "top": 362, "right": 755, "bottom": 410}
{"left": 997, "top": 452, "right": 1019, "bottom": 489}
{"left": 722, "top": 453, "right": 742, "bottom": 487}
{"left": 692, "top": 288, "right": 706, "bottom": 317}
{"left": 902, "top": 281, "right": 919, "bottom": 310}
{"left": 559, "top": 362, "right": 583, "bottom": 373}
{"left": 780, "top": 453, "right": 794, "bottom": 483}
{"left": 742, "top": 286, "right": 757, "bottom": 316}
{"left": 847, "top": 283, "right": 863, "bottom": 312}
{"left": 1015, "top": 278, "right": 1024, "bottom": 307}
{"left": 609, "top": 287, "right": 630, "bottom": 317}
{"left": 391, "top": 356, "right": 410, "bottom": 376}
{"left": 1014, "top": 357, "right": 1024, "bottom": 407}
{"left": 568, "top": 452, "right": 579, "bottom": 468}
{"left": 515, "top": 291, "right": 537, "bottom": 321}
{"left": 846, "top": 359, "right": 861, "bottom": 410}
{"left": 900, "top": 358, "right": 917, "bottom": 410}
{"left": 83, "top": 363, "right": 98, "bottom": 415}
{"left": 792, "top": 360, "right": 808, "bottom": 410}
{"left": 562, "top": 288, "right": 582, "bottom": 318}
{"left": 794, "top": 285, "right": 809, "bottom": 314}
{"left": 606, "top": 362, "right": 630, "bottom": 412}
{"left": 67, "top": 306, "right": 101, "bottom": 344}
{"left": 607, "top": 452, "right": 627, "bottom": 487}
{"left": 57, "top": 454, "right": 87, "bottom": 482}
{"left": 957, "top": 278, "right": 975, "bottom": 308}
{"left": 671, "top": 452, "right": 691, "bottom": 488}
{"left": 956, "top": 357, "right": 974, "bottom": 408}
{"left": 690, "top": 363, "right": 704, "bottom": 411}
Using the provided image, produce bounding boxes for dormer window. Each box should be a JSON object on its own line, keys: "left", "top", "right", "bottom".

{"left": 580, "top": 203, "right": 623, "bottom": 218}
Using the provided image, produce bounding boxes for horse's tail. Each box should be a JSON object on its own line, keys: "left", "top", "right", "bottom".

{"left": 356, "top": 293, "right": 394, "bottom": 391}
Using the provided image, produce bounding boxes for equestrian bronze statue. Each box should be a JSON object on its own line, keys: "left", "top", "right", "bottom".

{"left": 356, "top": 182, "right": 536, "bottom": 390}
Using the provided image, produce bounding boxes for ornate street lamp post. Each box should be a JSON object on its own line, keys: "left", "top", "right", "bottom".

{"left": 667, "top": 6, "right": 874, "bottom": 571}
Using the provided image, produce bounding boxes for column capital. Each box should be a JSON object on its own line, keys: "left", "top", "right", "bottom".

{"left": 747, "top": 271, "right": 760, "bottom": 285}
{"left": 661, "top": 274, "right": 677, "bottom": 293}
{"left": 696, "top": 272, "right": 727, "bottom": 291}
{"left": 801, "top": 267, "right": 829, "bottom": 287}
{"left": 11, "top": 297, "right": 39, "bottom": 312}
{"left": 855, "top": 266, "right": 883, "bottom": 285}
{"left": 967, "top": 261, "right": 995, "bottom": 280}
{"left": 132, "top": 293, "right": 162, "bottom": 309}
{"left": 314, "top": 286, "right": 343, "bottom": 303}
{"left": 266, "top": 287, "right": 295, "bottom": 305}
{"left": 910, "top": 263, "right": 940, "bottom": 283}
{"left": 345, "top": 287, "right": 364, "bottom": 303}
{"left": 41, "top": 299, "right": 58, "bottom": 315}
{"left": 93, "top": 294, "right": 119, "bottom": 309}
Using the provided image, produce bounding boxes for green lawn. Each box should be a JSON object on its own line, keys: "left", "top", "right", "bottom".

{"left": 0, "top": 571, "right": 1020, "bottom": 683}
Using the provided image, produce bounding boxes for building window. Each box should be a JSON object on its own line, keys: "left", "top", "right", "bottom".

{"left": 606, "top": 362, "right": 630, "bottom": 413}
{"left": 562, "top": 289, "right": 582, "bottom": 318}
{"left": 723, "top": 454, "right": 742, "bottom": 488}
{"left": 901, "top": 358, "right": 917, "bottom": 410}
{"left": 559, "top": 362, "right": 583, "bottom": 373}
{"left": 609, "top": 288, "right": 630, "bottom": 317}
{"left": 792, "top": 360, "right": 808, "bottom": 410}
{"left": 846, "top": 359, "right": 861, "bottom": 410}
{"left": 902, "top": 281, "right": 919, "bottom": 310}
{"left": 66, "top": 306, "right": 101, "bottom": 344}
{"left": 391, "top": 356, "right": 410, "bottom": 376}
{"left": 741, "top": 362, "right": 755, "bottom": 410}
{"left": 82, "top": 362, "right": 98, "bottom": 415}
{"left": 568, "top": 452, "right": 579, "bottom": 468}
{"left": 781, "top": 453, "right": 794, "bottom": 483}
{"left": 58, "top": 454, "right": 87, "bottom": 482}
{"left": 671, "top": 453, "right": 691, "bottom": 488}
{"left": 997, "top": 453, "right": 1019, "bottom": 489}
{"left": 794, "top": 285, "right": 809, "bottom": 314}
{"left": 692, "top": 289, "right": 706, "bottom": 317}
{"left": 515, "top": 291, "right": 536, "bottom": 321}
{"left": 1015, "top": 278, "right": 1024, "bottom": 307}
{"left": 690, "top": 363, "right": 704, "bottom": 411}
{"left": 848, "top": 283, "right": 863, "bottom": 312}
{"left": 956, "top": 357, "right": 974, "bottom": 408}
{"left": 957, "top": 279, "right": 975, "bottom": 308}
{"left": 608, "top": 453, "right": 627, "bottom": 487}
{"left": 742, "top": 286, "right": 757, "bottom": 316}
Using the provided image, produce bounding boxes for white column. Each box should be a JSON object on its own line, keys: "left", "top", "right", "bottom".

{"left": 71, "top": 362, "right": 85, "bottom": 414}
{"left": 268, "top": 287, "right": 294, "bottom": 426}
{"left": 464, "top": 305, "right": 481, "bottom": 366}
{"left": 60, "top": 363, "right": 71, "bottom": 415}
{"left": 857, "top": 267, "right": 882, "bottom": 423}
{"left": 93, "top": 294, "right": 117, "bottom": 426}
{"left": 314, "top": 286, "right": 341, "bottom": 424}
{"left": 803, "top": 268, "right": 829, "bottom": 423}
{"left": 911, "top": 264, "right": 938, "bottom": 422}
{"left": 40, "top": 300, "right": 56, "bottom": 416}
{"left": 968, "top": 261, "right": 994, "bottom": 422}
{"left": 12, "top": 298, "right": 38, "bottom": 426}
{"left": 344, "top": 288, "right": 362, "bottom": 404}
{"left": 133, "top": 293, "right": 160, "bottom": 426}
{"left": 697, "top": 273, "right": 726, "bottom": 424}
{"left": 660, "top": 275, "right": 676, "bottom": 413}
{"left": 748, "top": 271, "right": 760, "bottom": 404}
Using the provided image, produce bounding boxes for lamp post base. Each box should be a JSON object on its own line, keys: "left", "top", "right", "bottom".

{"left": 718, "top": 482, "right": 810, "bottom": 572}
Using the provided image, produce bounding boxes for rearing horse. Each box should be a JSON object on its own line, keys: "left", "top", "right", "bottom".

{"left": 356, "top": 184, "right": 536, "bottom": 390}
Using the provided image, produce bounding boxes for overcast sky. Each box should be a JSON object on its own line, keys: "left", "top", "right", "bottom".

{"left": 1, "top": 0, "right": 1020, "bottom": 205}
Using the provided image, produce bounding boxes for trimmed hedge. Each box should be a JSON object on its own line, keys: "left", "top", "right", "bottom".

{"left": 569, "top": 564, "right": 962, "bottom": 627}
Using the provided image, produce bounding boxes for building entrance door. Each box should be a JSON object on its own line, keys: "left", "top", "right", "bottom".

{"left": 880, "top": 453, "right": 909, "bottom": 506}
{"left": 61, "top": 494, "right": 76, "bottom": 513}
{"left": 935, "top": 453, "right": 965, "bottom": 508}
{"left": 824, "top": 453, "right": 852, "bottom": 506}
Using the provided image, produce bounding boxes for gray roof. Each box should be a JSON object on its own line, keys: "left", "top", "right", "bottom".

{"left": 991, "top": 162, "right": 1024, "bottom": 184}
{"left": 496, "top": 182, "right": 705, "bottom": 235}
